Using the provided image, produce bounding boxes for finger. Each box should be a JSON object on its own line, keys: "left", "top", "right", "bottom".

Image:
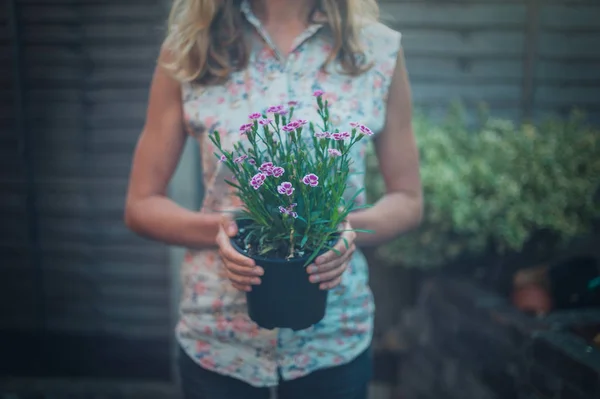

{"left": 220, "top": 214, "right": 239, "bottom": 237}
{"left": 309, "top": 243, "right": 355, "bottom": 274}
{"left": 226, "top": 268, "right": 261, "bottom": 287}
{"left": 309, "top": 245, "right": 354, "bottom": 283}
{"left": 309, "top": 261, "right": 348, "bottom": 284}
{"left": 220, "top": 252, "right": 264, "bottom": 277}
{"left": 217, "top": 233, "right": 256, "bottom": 267}
{"left": 320, "top": 276, "right": 342, "bottom": 290}
{"left": 315, "top": 230, "right": 356, "bottom": 265}
{"left": 232, "top": 282, "right": 252, "bottom": 292}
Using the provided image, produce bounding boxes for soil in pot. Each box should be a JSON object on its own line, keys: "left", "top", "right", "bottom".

{"left": 231, "top": 219, "right": 335, "bottom": 331}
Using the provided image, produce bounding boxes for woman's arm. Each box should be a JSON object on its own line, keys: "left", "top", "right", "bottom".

{"left": 124, "top": 49, "right": 220, "bottom": 249}
{"left": 348, "top": 49, "right": 423, "bottom": 246}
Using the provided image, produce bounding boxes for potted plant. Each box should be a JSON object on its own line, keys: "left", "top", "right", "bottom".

{"left": 209, "top": 91, "right": 371, "bottom": 331}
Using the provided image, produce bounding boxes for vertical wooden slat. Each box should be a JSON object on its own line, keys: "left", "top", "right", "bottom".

{"left": 7, "top": 0, "right": 45, "bottom": 330}
{"left": 521, "top": 0, "right": 542, "bottom": 122}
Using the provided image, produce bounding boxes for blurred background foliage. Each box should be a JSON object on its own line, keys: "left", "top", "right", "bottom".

{"left": 365, "top": 104, "right": 600, "bottom": 269}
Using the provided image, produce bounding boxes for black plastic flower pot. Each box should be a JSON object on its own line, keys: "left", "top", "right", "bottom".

{"left": 230, "top": 225, "right": 329, "bottom": 331}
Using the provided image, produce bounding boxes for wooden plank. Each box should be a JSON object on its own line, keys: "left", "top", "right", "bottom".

{"left": 540, "top": 5, "right": 600, "bottom": 30}
{"left": 30, "top": 127, "right": 143, "bottom": 147}
{"left": 42, "top": 259, "right": 169, "bottom": 283}
{"left": 0, "top": 215, "right": 29, "bottom": 244}
{"left": 23, "top": 45, "right": 160, "bottom": 66}
{"left": 407, "top": 57, "right": 523, "bottom": 81}
{"left": 19, "top": 3, "right": 165, "bottom": 24}
{"left": 533, "top": 108, "right": 600, "bottom": 125}
{"left": 411, "top": 82, "right": 521, "bottom": 103}
{"left": 35, "top": 178, "right": 131, "bottom": 196}
{"left": 0, "top": 154, "right": 25, "bottom": 180}
{"left": 38, "top": 189, "right": 126, "bottom": 220}
{"left": 25, "top": 88, "right": 150, "bottom": 104}
{"left": 45, "top": 301, "right": 171, "bottom": 326}
{"left": 32, "top": 140, "right": 137, "bottom": 158}
{"left": 0, "top": 188, "right": 28, "bottom": 214}
{"left": 401, "top": 30, "right": 524, "bottom": 57}
{"left": 32, "top": 153, "right": 135, "bottom": 179}
{"left": 0, "top": 267, "right": 38, "bottom": 329}
{"left": 43, "top": 273, "right": 169, "bottom": 305}
{"left": 536, "top": 60, "right": 600, "bottom": 83}
{"left": 40, "top": 244, "right": 167, "bottom": 264}
{"left": 538, "top": 32, "right": 600, "bottom": 59}
{"left": 37, "top": 218, "right": 158, "bottom": 248}
{"left": 412, "top": 105, "right": 523, "bottom": 127}
{"left": 534, "top": 85, "right": 600, "bottom": 107}
{"left": 24, "top": 64, "right": 154, "bottom": 87}
{"left": 20, "top": 23, "right": 163, "bottom": 46}
{"left": 380, "top": 3, "right": 527, "bottom": 28}
{"left": 45, "top": 317, "right": 172, "bottom": 338}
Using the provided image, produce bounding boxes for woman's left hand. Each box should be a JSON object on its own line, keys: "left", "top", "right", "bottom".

{"left": 307, "top": 220, "right": 356, "bottom": 290}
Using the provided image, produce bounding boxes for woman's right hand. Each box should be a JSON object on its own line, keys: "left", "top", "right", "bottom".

{"left": 216, "top": 215, "right": 264, "bottom": 292}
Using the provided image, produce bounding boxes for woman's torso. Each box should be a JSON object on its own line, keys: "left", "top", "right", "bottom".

{"left": 176, "top": 0, "right": 401, "bottom": 387}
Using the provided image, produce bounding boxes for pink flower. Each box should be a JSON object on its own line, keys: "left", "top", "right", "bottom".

{"left": 259, "top": 118, "right": 272, "bottom": 126}
{"left": 332, "top": 132, "right": 351, "bottom": 141}
{"left": 259, "top": 162, "right": 274, "bottom": 176}
{"left": 314, "top": 131, "right": 330, "bottom": 139}
{"left": 266, "top": 105, "right": 284, "bottom": 113}
{"left": 277, "top": 182, "right": 295, "bottom": 196}
{"left": 277, "top": 108, "right": 288, "bottom": 115}
{"left": 313, "top": 90, "right": 324, "bottom": 97}
{"left": 288, "top": 100, "right": 298, "bottom": 107}
{"left": 248, "top": 159, "right": 256, "bottom": 165}
{"left": 278, "top": 206, "right": 298, "bottom": 219}
{"left": 234, "top": 155, "right": 248, "bottom": 164}
{"left": 282, "top": 121, "right": 298, "bottom": 132}
{"left": 279, "top": 202, "right": 298, "bottom": 218}
{"left": 239, "top": 123, "right": 253, "bottom": 134}
{"left": 283, "top": 120, "right": 307, "bottom": 132}
{"left": 250, "top": 173, "right": 266, "bottom": 190}
{"left": 272, "top": 166, "right": 285, "bottom": 177}
{"left": 359, "top": 124, "right": 373, "bottom": 136}
{"left": 302, "top": 173, "right": 319, "bottom": 187}
{"left": 218, "top": 155, "right": 227, "bottom": 162}
{"left": 328, "top": 149, "right": 342, "bottom": 157}
{"left": 248, "top": 112, "right": 262, "bottom": 120}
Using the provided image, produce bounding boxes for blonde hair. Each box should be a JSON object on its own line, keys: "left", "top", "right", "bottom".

{"left": 162, "top": 0, "right": 379, "bottom": 85}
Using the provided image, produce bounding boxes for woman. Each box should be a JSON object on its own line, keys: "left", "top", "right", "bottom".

{"left": 124, "top": 0, "right": 422, "bottom": 398}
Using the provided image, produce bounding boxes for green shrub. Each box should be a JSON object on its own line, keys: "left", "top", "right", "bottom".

{"left": 366, "top": 105, "right": 600, "bottom": 268}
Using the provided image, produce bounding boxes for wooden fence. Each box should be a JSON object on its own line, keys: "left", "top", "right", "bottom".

{"left": 380, "top": 0, "right": 600, "bottom": 124}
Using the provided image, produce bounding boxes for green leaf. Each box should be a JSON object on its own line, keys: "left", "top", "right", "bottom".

{"left": 300, "top": 234, "right": 309, "bottom": 248}
{"left": 224, "top": 179, "right": 242, "bottom": 190}
{"left": 341, "top": 237, "right": 349, "bottom": 249}
{"left": 259, "top": 245, "right": 276, "bottom": 255}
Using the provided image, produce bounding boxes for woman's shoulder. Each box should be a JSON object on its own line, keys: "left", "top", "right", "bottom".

{"left": 359, "top": 21, "right": 402, "bottom": 52}
{"left": 357, "top": 21, "right": 402, "bottom": 68}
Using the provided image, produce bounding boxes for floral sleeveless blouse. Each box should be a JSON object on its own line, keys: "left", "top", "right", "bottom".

{"left": 176, "top": 0, "right": 402, "bottom": 387}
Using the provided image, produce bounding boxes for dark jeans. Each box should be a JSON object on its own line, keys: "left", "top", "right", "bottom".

{"left": 178, "top": 346, "right": 372, "bottom": 399}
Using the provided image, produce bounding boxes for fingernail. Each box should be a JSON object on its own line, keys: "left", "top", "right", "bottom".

{"left": 310, "top": 275, "right": 319, "bottom": 283}
{"left": 251, "top": 278, "right": 261, "bottom": 285}
{"left": 307, "top": 265, "right": 317, "bottom": 273}
{"left": 254, "top": 267, "right": 264, "bottom": 275}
